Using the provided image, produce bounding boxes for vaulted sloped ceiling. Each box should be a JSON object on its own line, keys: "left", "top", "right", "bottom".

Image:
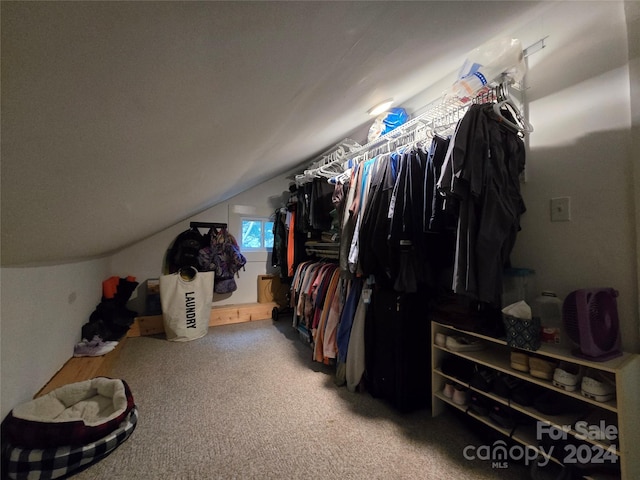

{"left": 1, "top": 1, "right": 545, "bottom": 266}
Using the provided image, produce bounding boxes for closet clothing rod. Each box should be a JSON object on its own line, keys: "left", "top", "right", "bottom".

{"left": 189, "top": 222, "right": 227, "bottom": 229}
{"left": 294, "top": 95, "right": 468, "bottom": 185}
{"left": 294, "top": 37, "right": 545, "bottom": 186}
{"left": 348, "top": 95, "right": 467, "bottom": 156}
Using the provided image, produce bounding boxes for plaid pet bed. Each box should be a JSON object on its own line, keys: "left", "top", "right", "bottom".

{"left": 4, "top": 407, "right": 137, "bottom": 480}
{"left": 4, "top": 378, "right": 135, "bottom": 450}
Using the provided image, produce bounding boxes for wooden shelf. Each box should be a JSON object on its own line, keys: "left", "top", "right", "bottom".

{"left": 433, "top": 343, "right": 619, "bottom": 412}
{"left": 431, "top": 321, "right": 639, "bottom": 479}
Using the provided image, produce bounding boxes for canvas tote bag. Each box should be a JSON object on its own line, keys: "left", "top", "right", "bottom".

{"left": 159, "top": 266, "right": 214, "bottom": 341}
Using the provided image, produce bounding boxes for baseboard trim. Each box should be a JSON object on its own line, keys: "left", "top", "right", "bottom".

{"left": 127, "top": 302, "right": 278, "bottom": 337}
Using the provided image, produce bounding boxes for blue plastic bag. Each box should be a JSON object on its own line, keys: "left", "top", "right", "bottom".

{"left": 367, "top": 108, "right": 409, "bottom": 142}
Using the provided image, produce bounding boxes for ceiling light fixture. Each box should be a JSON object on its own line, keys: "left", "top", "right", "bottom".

{"left": 368, "top": 99, "right": 394, "bottom": 116}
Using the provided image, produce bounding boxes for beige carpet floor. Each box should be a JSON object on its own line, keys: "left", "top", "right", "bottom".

{"left": 73, "top": 318, "right": 562, "bottom": 479}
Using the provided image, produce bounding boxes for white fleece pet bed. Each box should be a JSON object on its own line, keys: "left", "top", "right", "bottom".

{"left": 3, "top": 377, "right": 135, "bottom": 450}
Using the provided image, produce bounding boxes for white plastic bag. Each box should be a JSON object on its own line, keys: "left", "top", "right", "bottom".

{"left": 449, "top": 37, "right": 526, "bottom": 100}
{"left": 160, "top": 267, "right": 214, "bottom": 341}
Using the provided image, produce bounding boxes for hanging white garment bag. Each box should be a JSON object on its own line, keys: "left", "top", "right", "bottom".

{"left": 160, "top": 267, "right": 214, "bottom": 341}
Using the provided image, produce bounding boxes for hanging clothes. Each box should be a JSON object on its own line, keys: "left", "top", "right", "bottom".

{"left": 310, "top": 178, "right": 335, "bottom": 231}
{"left": 345, "top": 285, "right": 368, "bottom": 393}
{"left": 271, "top": 208, "right": 289, "bottom": 276}
{"left": 322, "top": 276, "right": 347, "bottom": 360}
{"left": 387, "top": 149, "right": 428, "bottom": 292}
{"left": 424, "top": 135, "right": 456, "bottom": 233}
{"left": 339, "top": 163, "right": 362, "bottom": 275}
{"left": 437, "top": 104, "right": 526, "bottom": 305}
{"left": 312, "top": 265, "right": 341, "bottom": 363}
{"left": 336, "top": 277, "right": 364, "bottom": 364}
{"left": 358, "top": 155, "right": 394, "bottom": 285}
{"left": 286, "top": 209, "right": 297, "bottom": 278}
{"left": 347, "top": 158, "right": 376, "bottom": 275}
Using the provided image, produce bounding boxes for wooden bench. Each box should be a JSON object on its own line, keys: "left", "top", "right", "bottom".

{"left": 35, "top": 302, "right": 277, "bottom": 398}
{"left": 35, "top": 338, "right": 129, "bottom": 397}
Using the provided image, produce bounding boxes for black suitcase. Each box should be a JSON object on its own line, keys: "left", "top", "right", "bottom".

{"left": 365, "top": 288, "right": 431, "bottom": 412}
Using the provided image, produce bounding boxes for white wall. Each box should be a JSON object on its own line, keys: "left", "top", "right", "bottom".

{"left": 109, "top": 173, "right": 294, "bottom": 310}
{"left": 626, "top": 0, "right": 640, "bottom": 343}
{"left": 508, "top": 2, "right": 639, "bottom": 352}
{"left": 0, "top": 174, "right": 292, "bottom": 419}
{"left": 0, "top": 258, "right": 109, "bottom": 419}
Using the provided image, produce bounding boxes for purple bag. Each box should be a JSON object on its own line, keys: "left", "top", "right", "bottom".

{"left": 204, "top": 227, "right": 246, "bottom": 294}
{"left": 214, "top": 277, "right": 237, "bottom": 294}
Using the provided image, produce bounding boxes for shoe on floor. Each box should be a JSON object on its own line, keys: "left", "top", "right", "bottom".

{"left": 73, "top": 336, "right": 117, "bottom": 357}
{"left": 445, "top": 335, "right": 485, "bottom": 352}
{"left": 553, "top": 362, "right": 584, "bottom": 392}
{"left": 84, "top": 335, "right": 119, "bottom": 348}
{"left": 581, "top": 370, "right": 616, "bottom": 402}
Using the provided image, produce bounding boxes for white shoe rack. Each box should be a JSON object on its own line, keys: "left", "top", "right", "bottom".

{"left": 431, "top": 320, "right": 640, "bottom": 479}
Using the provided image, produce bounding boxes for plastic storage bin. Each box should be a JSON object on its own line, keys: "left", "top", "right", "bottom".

{"left": 502, "top": 268, "right": 535, "bottom": 308}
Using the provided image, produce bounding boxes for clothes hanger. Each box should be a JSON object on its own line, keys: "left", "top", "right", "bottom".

{"left": 491, "top": 82, "right": 534, "bottom": 135}
{"left": 492, "top": 99, "right": 534, "bottom": 135}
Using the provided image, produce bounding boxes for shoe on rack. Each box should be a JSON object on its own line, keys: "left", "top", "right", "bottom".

{"left": 511, "top": 383, "right": 545, "bottom": 407}
{"left": 445, "top": 335, "right": 486, "bottom": 352}
{"left": 553, "top": 362, "right": 584, "bottom": 392}
{"left": 435, "top": 333, "right": 447, "bottom": 347}
{"left": 468, "top": 392, "right": 491, "bottom": 416}
{"left": 470, "top": 368, "right": 497, "bottom": 392}
{"left": 452, "top": 384, "right": 469, "bottom": 406}
{"left": 510, "top": 350, "right": 530, "bottom": 372}
{"left": 492, "top": 372, "right": 523, "bottom": 399}
{"left": 580, "top": 408, "right": 618, "bottom": 440}
{"left": 443, "top": 381, "right": 456, "bottom": 399}
{"left": 489, "top": 404, "right": 517, "bottom": 430}
{"left": 529, "top": 356, "right": 558, "bottom": 380}
{"left": 581, "top": 370, "right": 616, "bottom": 402}
{"left": 440, "top": 356, "right": 475, "bottom": 383}
{"left": 533, "top": 390, "right": 577, "bottom": 416}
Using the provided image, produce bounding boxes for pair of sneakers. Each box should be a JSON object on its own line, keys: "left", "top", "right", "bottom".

{"left": 510, "top": 350, "right": 557, "bottom": 380}
{"left": 435, "top": 333, "right": 486, "bottom": 352}
{"left": 552, "top": 362, "right": 616, "bottom": 402}
{"left": 443, "top": 380, "right": 469, "bottom": 406}
{"left": 581, "top": 370, "right": 616, "bottom": 402}
{"left": 552, "top": 361, "right": 584, "bottom": 392}
{"left": 73, "top": 335, "right": 119, "bottom": 357}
